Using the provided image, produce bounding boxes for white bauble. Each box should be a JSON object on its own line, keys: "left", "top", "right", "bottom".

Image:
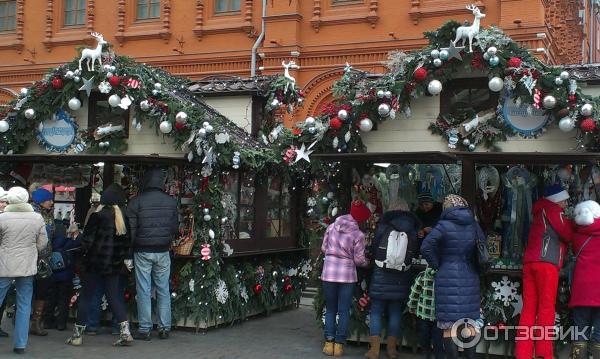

{"left": 433, "top": 58, "right": 443, "bottom": 67}
{"left": 431, "top": 49, "right": 440, "bottom": 59}
{"left": 581, "top": 103, "right": 594, "bottom": 117}
{"left": 139, "top": 100, "right": 151, "bottom": 111}
{"left": 338, "top": 109, "right": 349, "bottom": 121}
{"left": 384, "top": 91, "right": 392, "bottom": 99}
{"left": 205, "top": 125, "right": 214, "bottom": 133}
{"left": 0, "top": 120, "right": 9, "bottom": 133}
{"left": 558, "top": 117, "right": 576, "bottom": 132}
{"left": 488, "top": 77, "right": 504, "bottom": 92}
{"left": 109, "top": 65, "right": 116, "bottom": 72}
{"left": 102, "top": 64, "right": 111, "bottom": 72}
{"left": 203, "top": 214, "right": 212, "bottom": 222}
{"left": 197, "top": 128, "right": 207, "bottom": 138}
{"left": 159, "top": 120, "right": 172, "bottom": 134}
{"left": 555, "top": 77, "right": 564, "bottom": 86}
{"left": 377, "top": 103, "right": 391, "bottom": 117}
{"left": 487, "top": 46, "right": 498, "bottom": 55}
{"left": 24, "top": 108, "right": 36, "bottom": 119}
{"left": 359, "top": 118, "right": 373, "bottom": 132}
{"left": 73, "top": 76, "right": 81, "bottom": 83}
{"left": 271, "top": 98, "right": 280, "bottom": 108}
{"left": 152, "top": 89, "right": 160, "bottom": 96}
{"left": 560, "top": 71, "right": 570, "bottom": 80}
{"left": 202, "top": 121, "right": 210, "bottom": 128}
{"left": 68, "top": 98, "right": 82, "bottom": 111}
{"left": 439, "top": 49, "right": 449, "bottom": 60}
{"left": 305, "top": 116, "right": 316, "bottom": 127}
{"left": 542, "top": 95, "right": 557, "bottom": 109}
{"left": 463, "top": 138, "right": 471, "bottom": 146}
{"left": 20, "top": 88, "right": 28, "bottom": 96}
{"left": 108, "top": 94, "right": 121, "bottom": 107}
{"left": 427, "top": 80, "right": 443, "bottom": 95}
{"left": 376, "top": 90, "right": 385, "bottom": 98}
{"left": 154, "top": 83, "right": 162, "bottom": 90}
{"left": 175, "top": 111, "right": 188, "bottom": 124}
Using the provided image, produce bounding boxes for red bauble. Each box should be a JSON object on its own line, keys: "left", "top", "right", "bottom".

{"left": 253, "top": 284, "right": 263, "bottom": 294}
{"left": 507, "top": 57, "right": 522, "bottom": 68}
{"left": 283, "top": 284, "right": 293, "bottom": 293}
{"left": 414, "top": 67, "right": 428, "bottom": 82}
{"left": 175, "top": 122, "right": 185, "bottom": 130}
{"left": 284, "top": 275, "right": 291, "bottom": 282}
{"left": 569, "top": 95, "right": 577, "bottom": 103}
{"left": 581, "top": 118, "right": 597, "bottom": 132}
{"left": 330, "top": 117, "right": 343, "bottom": 130}
{"left": 108, "top": 76, "right": 121, "bottom": 87}
{"left": 51, "top": 77, "right": 64, "bottom": 89}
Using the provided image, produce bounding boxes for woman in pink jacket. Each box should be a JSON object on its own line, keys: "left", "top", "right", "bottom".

{"left": 321, "top": 200, "right": 371, "bottom": 357}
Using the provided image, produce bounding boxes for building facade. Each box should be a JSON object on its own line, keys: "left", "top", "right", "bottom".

{"left": 0, "top": 0, "right": 596, "bottom": 127}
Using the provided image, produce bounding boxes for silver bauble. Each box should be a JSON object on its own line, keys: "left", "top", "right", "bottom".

{"left": 377, "top": 103, "right": 391, "bottom": 117}
{"left": 558, "top": 117, "right": 576, "bottom": 132}
{"left": 159, "top": 120, "right": 172, "bottom": 134}
{"left": 486, "top": 46, "right": 498, "bottom": 55}
{"left": 68, "top": 98, "right": 82, "bottom": 111}
{"left": 305, "top": 116, "right": 316, "bottom": 127}
{"left": 359, "top": 118, "right": 373, "bottom": 132}
{"left": 154, "top": 83, "right": 162, "bottom": 90}
{"left": 73, "top": 76, "right": 81, "bottom": 83}
{"left": 384, "top": 91, "right": 392, "bottom": 99}
{"left": 560, "top": 71, "right": 570, "bottom": 80}
{"left": 555, "top": 77, "right": 564, "bottom": 86}
{"left": 488, "top": 77, "right": 504, "bottom": 92}
{"left": 338, "top": 109, "right": 349, "bottom": 121}
{"left": 139, "top": 100, "right": 151, "bottom": 111}
{"left": 542, "top": 95, "right": 557, "bottom": 109}
{"left": 581, "top": 103, "right": 594, "bottom": 117}
{"left": 108, "top": 94, "right": 121, "bottom": 107}
{"left": 433, "top": 58, "right": 443, "bottom": 67}
{"left": 24, "top": 108, "right": 36, "bottom": 119}
{"left": 431, "top": 49, "right": 440, "bottom": 59}
{"left": 376, "top": 90, "right": 385, "bottom": 98}
{"left": 427, "top": 80, "right": 443, "bottom": 95}
{"left": 175, "top": 111, "right": 188, "bottom": 124}
{"left": 0, "top": 120, "right": 9, "bottom": 133}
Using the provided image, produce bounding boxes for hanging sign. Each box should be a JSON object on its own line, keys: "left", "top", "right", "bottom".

{"left": 500, "top": 91, "right": 550, "bottom": 137}
{"left": 37, "top": 110, "right": 78, "bottom": 152}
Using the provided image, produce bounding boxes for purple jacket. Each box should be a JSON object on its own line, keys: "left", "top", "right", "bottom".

{"left": 320, "top": 215, "right": 369, "bottom": 283}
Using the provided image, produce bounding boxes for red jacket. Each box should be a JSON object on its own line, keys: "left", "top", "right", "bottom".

{"left": 523, "top": 198, "right": 574, "bottom": 268}
{"left": 570, "top": 220, "right": 600, "bottom": 307}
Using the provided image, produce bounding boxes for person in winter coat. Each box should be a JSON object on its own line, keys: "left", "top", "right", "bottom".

{"left": 0, "top": 187, "right": 9, "bottom": 338}
{"left": 30, "top": 187, "right": 55, "bottom": 337}
{"left": 365, "top": 199, "right": 420, "bottom": 359}
{"left": 126, "top": 167, "right": 178, "bottom": 340}
{"left": 0, "top": 187, "right": 48, "bottom": 354}
{"left": 515, "top": 184, "right": 574, "bottom": 359}
{"left": 420, "top": 194, "right": 483, "bottom": 359}
{"left": 569, "top": 200, "right": 600, "bottom": 359}
{"left": 415, "top": 191, "right": 443, "bottom": 242}
{"left": 321, "top": 200, "right": 371, "bottom": 357}
{"left": 66, "top": 184, "right": 133, "bottom": 347}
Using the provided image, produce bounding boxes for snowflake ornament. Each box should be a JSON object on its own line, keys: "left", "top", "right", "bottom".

{"left": 240, "top": 286, "right": 249, "bottom": 303}
{"left": 491, "top": 276, "right": 520, "bottom": 306}
{"left": 214, "top": 279, "right": 229, "bottom": 304}
{"left": 98, "top": 81, "right": 112, "bottom": 94}
{"left": 270, "top": 282, "right": 278, "bottom": 296}
{"left": 189, "top": 278, "right": 195, "bottom": 292}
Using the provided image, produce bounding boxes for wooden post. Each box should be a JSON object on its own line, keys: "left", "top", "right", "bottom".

{"left": 461, "top": 157, "right": 476, "bottom": 209}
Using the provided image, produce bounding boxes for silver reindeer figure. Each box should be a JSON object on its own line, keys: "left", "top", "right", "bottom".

{"left": 79, "top": 32, "right": 107, "bottom": 72}
{"left": 282, "top": 61, "right": 299, "bottom": 94}
{"left": 453, "top": 4, "right": 486, "bottom": 53}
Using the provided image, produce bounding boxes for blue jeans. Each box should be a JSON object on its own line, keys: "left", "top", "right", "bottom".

{"left": 369, "top": 298, "right": 405, "bottom": 337}
{"left": 417, "top": 318, "right": 444, "bottom": 359}
{"left": 572, "top": 306, "right": 600, "bottom": 343}
{"left": 134, "top": 251, "right": 171, "bottom": 332}
{"left": 0, "top": 277, "right": 33, "bottom": 349}
{"left": 86, "top": 276, "right": 125, "bottom": 331}
{"left": 322, "top": 281, "right": 354, "bottom": 344}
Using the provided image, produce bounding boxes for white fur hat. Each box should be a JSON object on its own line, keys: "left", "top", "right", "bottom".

{"left": 574, "top": 200, "right": 600, "bottom": 226}
{"left": 0, "top": 187, "right": 6, "bottom": 202}
{"left": 7, "top": 186, "right": 29, "bottom": 205}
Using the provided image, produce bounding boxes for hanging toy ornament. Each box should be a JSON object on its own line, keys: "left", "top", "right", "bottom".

{"left": 159, "top": 120, "right": 172, "bottom": 134}
{"left": 558, "top": 117, "right": 576, "bottom": 132}
{"left": 433, "top": 58, "right": 443, "bottom": 67}
{"left": 448, "top": 132, "right": 459, "bottom": 149}
{"left": 414, "top": 67, "right": 428, "bottom": 82}
{"left": 24, "top": 108, "right": 36, "bottom": 119}
{"left": 0, "top": 120, "right": 9, "bottom": 133}
{"left": 581, "top": 118, "right": 597, "bottom": 132}
{"left": 507, "top": 57, "right": 522, "bottom": 68}
{"left": 200, "top": 244, "right": 211, "bottom": 261}
{"left": 427, "top": 80, "right": 443, "bottom": 95}
{"left": 560, "top": 71, "right": 570, "bottom": 80}
{"left": 68, "top": 98, "right": 82, "bottom": 111}
{"left": 431, "top": 49, "right": 440, "bottom": 59}
{"left": 108, "top": 94, "right": 122, "bottom": 107}
{"left": 232, "top": 151, "right": 241, "bottom": 169}
{"left": 337, "top": 109, "right": 349, "bottom": 121}
{"left": 488, "top": 77, "right": 504, "bottom": 92}
{"left": 175, "top": 111, "right": 188, "bottom": 124}
{"left": 139, "top": 100, "right": 151, "bottom": 112}
{"left": 542, "top": 95, "right": 557, "bottom": 109}
{"left": 581, "top": 104, "right": 594, "bottom": 117}
{"left": 359, "top": 118, "right": 373, "bottom": 132}
{"left": 489, "top": 56, "right": 500, "bottom": 67}
{"left": 439, "top": 49, "right": 449, "bottom": 60}
{"left": 330, "top": 117, "right": 343, "bottom": 130}
{"left": 377, "top": 103, "right": 391, "bottom": 117}
{"left": 51, "top": 77, "right": 64, "bottom": 89}
{"left": 108, "top": 75, "right": 121, "bottom": 87}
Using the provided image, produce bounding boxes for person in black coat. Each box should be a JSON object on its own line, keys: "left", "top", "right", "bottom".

{"left": 365, "top": 200, "right": 421, "bottom": 359}
{"left": 66, "top": 184, "right": 133, "bottom": 347}
{"left": 420, "top": 194, "right": 483, "bottom": 359}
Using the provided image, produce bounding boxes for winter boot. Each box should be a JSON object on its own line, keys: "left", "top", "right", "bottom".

{"left": 112, "top": 321, "right": 133, "bottom": 346}
{"left": 570, "top": 342, "right": 588, "bottom": 359}
{"left": 591, "top": 342, "right": 600, "bottom": 359}
{"left": 323, "top": 341, "right": 335, "bottom": 356}
{"left": 333, "top": 343, "right": 344, "bottom": 357}
{"left": 29, "top": 300, "right": 48, "bottom": 336}
{"left": 66, "top": 324, "right": 86, "bottom": 346}
{"left": 364, "top": 336, "right": 381, "bottom": 359}
{"left": 443, "top": 337, "right": 459, "bottom": 359}
{"left": 386, "top": 336, "right": 399, "bottom": 359}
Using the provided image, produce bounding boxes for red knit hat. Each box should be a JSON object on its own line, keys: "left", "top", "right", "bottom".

{"left": 350, "top": 200, "right": 371, "bottom": 223}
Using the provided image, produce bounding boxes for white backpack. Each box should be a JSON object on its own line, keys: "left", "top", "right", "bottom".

{"left": 375, "top": 230, "right": 410, "bottom": 271}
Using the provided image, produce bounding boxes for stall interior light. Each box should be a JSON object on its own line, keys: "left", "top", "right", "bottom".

{"left": 94, "top": 162, "right": 104, "bottom": 167}
{"left": 374, "top": 163, "right": 391, "bottom": 168}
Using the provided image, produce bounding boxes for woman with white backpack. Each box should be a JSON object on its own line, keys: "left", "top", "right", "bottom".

{"left": 365, "top": 199, "right": 421, "bottom": 359}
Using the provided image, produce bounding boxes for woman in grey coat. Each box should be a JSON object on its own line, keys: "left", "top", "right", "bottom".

{"left": 0, "top": 187, "right": 48, "bottom": 355}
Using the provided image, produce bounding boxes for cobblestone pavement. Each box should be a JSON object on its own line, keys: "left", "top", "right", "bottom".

{"left": 0, "top": 301, "right": 421, "bottom": 359}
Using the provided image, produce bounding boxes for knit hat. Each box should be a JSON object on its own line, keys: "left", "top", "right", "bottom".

{"left": 0, "top": 187, "right": 7, "bottom": 202}
{"left": 350, "top": 200, "right": 372, "bottom": 223}
{"left": 100, "top": 184, "right": 126, "bottom": 206}
{"left": 31, "top": 188, "right": 53, "bottom": 205}
{"left": 7, "top": 186, "right": 29, "bottom": 204}
{"left": 574, "top": 200, "right": 600, "bottom": 226}
{"left": 544, "top": 184, "right": 569, "bottom": 203}
{"left": 417, "top": 191, "right": 434, "bottom": 204}
{"left": 443, "top": 194, "right": 469, "bottom": 209}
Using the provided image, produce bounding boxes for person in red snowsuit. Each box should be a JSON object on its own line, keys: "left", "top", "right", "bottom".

{"left": 515, "top": 184, "right": 574, "bottom": 359}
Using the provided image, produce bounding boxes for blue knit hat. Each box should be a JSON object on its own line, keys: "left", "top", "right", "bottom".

{"left": 31, "top": 188, "right": 53, "bottom": 205}
{"left": 544, "top": 184, "right": 569, "bottom": 203}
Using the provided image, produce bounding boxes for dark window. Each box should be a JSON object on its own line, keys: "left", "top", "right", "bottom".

{"left": 87, "top": 92, "right": 130, "bottom": 138}
{"left": 440, "top": 78, "right": 499, "bottom": 116}
{"left": 222, "top": 171, "right": 255, "bottom": 240}
{"left": 266, "top": 175, "right": 291, "bottom": 239}
{"left": 136, "top": 0, "right": 160, "bottom": 20}
{"left": 0, "top": 1, "right": 16, "bottom": 32}
{"left": 215, "top": 0, "right": 240, "bottom": 13}
{"left": 64, "top": 0, "right": 86, "bottom": 27}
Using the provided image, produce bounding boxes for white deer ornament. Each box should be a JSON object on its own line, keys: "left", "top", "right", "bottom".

{"left": 453, "top": 4, "right": 486, "bottom": 53}
{"left": 79, "top": 32, "right": 107, "bottom": 72}
{"left": 282, "top": 61, "right": 299, "bottom": 94}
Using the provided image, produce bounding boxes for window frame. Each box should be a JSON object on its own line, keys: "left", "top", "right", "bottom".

{"left": 0, "top": 0, "right": 16, "bottom": 33}
{"left": 331, "top": 0, "right": 364, "bottom": 6}
{"left": 214, "top": 0, "right": 241, "bottom": 15}
{"left": 135, "top": 0, "right": 160, "bottom": 21}
{"left": 439, "top": 77, "right": 499, "bottom": 116}
{"left": 63, "top": 0, "right": 87, "bottom": 28}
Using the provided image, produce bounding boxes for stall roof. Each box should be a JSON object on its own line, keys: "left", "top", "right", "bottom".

{"left": 188, "top": 75, "right": 273, "bottom": 96}
{"left": 312, "top": 151, "right": 458, "bottom": 164}
{"left": 0, "top": 154, "right": 190, "bottom": 165}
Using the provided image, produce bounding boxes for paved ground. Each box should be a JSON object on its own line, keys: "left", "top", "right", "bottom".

{"left": 0, "top": 300, "right": 422, "bottom": 359}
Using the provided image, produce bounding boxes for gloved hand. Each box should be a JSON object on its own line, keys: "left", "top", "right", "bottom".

{"left": 124, "top": 259, "right": 134, "bottom": 271}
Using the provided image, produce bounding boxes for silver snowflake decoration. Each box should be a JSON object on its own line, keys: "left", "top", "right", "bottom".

{"left": 201, "top": 165, "right": 212, "bottom": 177}
{"left": 214, "top": 279, "right": 229, "bottom": 304}
{"left": 504, "top": 76, "right": 516, "bottom": 91}
{"left": 307, "top": 197, "right": 317, "bottom": 207}
{"left": 270, "top": 282, "right": 278, "bottom": 296}
{"left": 240, "top": 286, "right": 249, "bottom": 303}
{"left": 98, "top": 81, "right": 112, "bottom": 94}
{"left": 491, "top": 276, "right": 520, "bottom": 306}
{"left": 189, "top": 279, "right": 195, "bottom": 292}
{"left": 520, "top": 74, "right": 536, "bottom": 95}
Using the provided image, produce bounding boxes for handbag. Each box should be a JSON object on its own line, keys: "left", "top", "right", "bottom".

{"left": 36, "top": 242, "right": 54, "bottom": 279}
{"left": 567, "top": 235, "right": 592, "bottom": 288}
{"left": 474, "top": 225, "right": 490, "bottom": 272}
{"left": 50, "top": 251, "right": 66, "bottom": 271}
